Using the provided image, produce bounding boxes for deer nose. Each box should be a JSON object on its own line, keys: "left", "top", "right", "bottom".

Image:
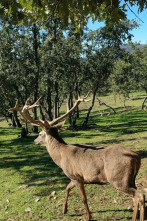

{"left": 34, "top": 139, "right": 38, "bottom": 145}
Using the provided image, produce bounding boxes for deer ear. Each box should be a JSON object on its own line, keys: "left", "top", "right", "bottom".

{"left": 52, "top": 120, "right": 66, "bottom": 129}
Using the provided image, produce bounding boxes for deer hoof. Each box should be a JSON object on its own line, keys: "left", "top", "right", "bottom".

{"left": 63, "top": 206, "right": 68, "bottom": 214}
{"left": 86, "top": 213, "right": 92, "bottom": 221}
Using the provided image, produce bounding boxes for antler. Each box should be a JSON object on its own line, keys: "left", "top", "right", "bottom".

{"left": 8, "top": 100, "right": 29, "bottom": 123}
{"left": 8, "top": 97, "right": 49, "bottom": 128}
{"left": 49, "top": 92, "right": 91, "bottom": 126}
{"left": 9, "top": 100, "right": 22, "bottom": 112}
{"left": 8, "top": 92, "right": 91, "bottom": 128}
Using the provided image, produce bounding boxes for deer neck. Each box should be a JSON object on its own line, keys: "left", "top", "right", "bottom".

{"left": 45, "top": 129, "right": 66, "bottom": 167}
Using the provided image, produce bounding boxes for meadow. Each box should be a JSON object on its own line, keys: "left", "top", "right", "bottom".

{"left": 0, "top": 92, "right": 147, "bottom": 221}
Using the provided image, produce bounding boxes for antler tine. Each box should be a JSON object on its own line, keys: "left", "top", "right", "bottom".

{"left": 25, "top": 97, "right": 31, "bottom": 106}
{"left": 20, "top": 116, "right": 43, "bottom": 127}
{"left": 83, "top": 91, "right": 91, "bottom": 100}
{"left": 20, "top": 97, "right": 49, "bottom": 128}
{"left": 80, "top": 91, "right": 92, "bottom": 102}
{"left": 77, "top": 92, "right": 80, "bottom": 100}
{"left": 50, "top": 92, "right": 91, "bottom": 126}
{"left": 9, "top": 97, "right": 49, "bottom": 129}
{"left": 8, "top": 99, "right": 22, "bottom": 112}
{"left": 15, "top": 99, "right": 19, "bottom": 108}
{"left": 25, "top": 97, "right": 42, "bottom": 110}
{"left": 33, "top": 96, "right": 42, "bottom": 106}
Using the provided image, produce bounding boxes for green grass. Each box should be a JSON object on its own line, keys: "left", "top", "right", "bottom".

{"left": 0, "top": 92, "right": 147, "bottom": 221}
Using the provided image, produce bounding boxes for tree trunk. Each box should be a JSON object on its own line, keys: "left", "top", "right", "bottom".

{"left": 8, "top": 101, "right": 17, "bottom": 127}
{"left": 75, "top": 81, "right": 80, "bottom": 119}
{"left": 123, "top": 95, "right": 126, "bottom": 109}
{"left": 69, "top": 92, "right": 74, "bottom": 126}
{"left": 12, "top": 114, "right": 16, "bottom": 127}
{"left": 5, "top": 116, "right": 9, "bottom": 124}
{"left": 67, "top": 92, "right": 73, "bottom": 127}
{"left": 13, "top": 85, "right": 25, "bottom": 105}
{"left": 67, "top": 90, "right": 78, "bottom": 128}
{"left": 8, "top": 113, "right": 13, "bottom": 126}
{"left": 32, "top": 23, "right": 39, "bottom": 133}
{"left": 114, "top": 94, "right": 117, "bottom": 105}
{"left": 142, "top": 96, "right": 147, "bottom": 110}
{"left": 54, "top": 81, "right": 59, "bottom": 119}
{"left": 39, "top": 106, "right": 45, "bottom": 121}
{"left": 46, "top": 78, "right": 53, "bottom": 121}
{"left": 13, "top": 111, "right": 22, "bottom": 127}
{"left": 82, "top": 87, "right": 98, "bottom": 127}
{"left": 76, "top": 106, "right": 80, "bottom": 119}
{"left": 20, "top": 127, "right": 27, "bottom": 138}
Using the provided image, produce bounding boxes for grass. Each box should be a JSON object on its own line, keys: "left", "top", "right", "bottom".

{"left": 0, "top": 91, "right": 147, "bottom": 221}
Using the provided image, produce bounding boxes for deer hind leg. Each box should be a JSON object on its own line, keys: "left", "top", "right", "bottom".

{"left": 126, "top": 188, "right": 145, "bottom": 221}
{"left": 132, "top": 195, "right": 139, "bottom": 221}
{"left": 63, "top": 180, "right": 75, "bottom": 214}
{"left": 75, "top": 181, "right": 92, "bottom": 221}
{"left": 139, "top": 193, "right": 145, "bottom": 221}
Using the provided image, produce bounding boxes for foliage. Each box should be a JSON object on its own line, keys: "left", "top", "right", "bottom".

{"left": 110, "top": 43, "right": 147, "bottom": 108}
{"left": 111, "top": 54, "right": 134, "bottom": 99}
{"left": 0, "top": 0, "right": 147, "bottom": 29}
{"left": 132, "top": 44, "right": 147, "bottom": 93}
{"left": 0, "top": 17, "right": 146, "bottom": 126}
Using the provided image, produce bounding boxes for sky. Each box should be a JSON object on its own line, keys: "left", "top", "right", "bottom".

{"left": 88, "top": 3, "right": 147, "bottom": 44}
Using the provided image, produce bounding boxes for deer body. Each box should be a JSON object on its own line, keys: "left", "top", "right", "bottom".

{"left": 9, "top": 96, "right": 145, "bottom": 221}
{"left": 35, "top": 129, "right": 108, "bottom": 184}
{"left": 35, "top": 129, "right": 140, "bottom": 187}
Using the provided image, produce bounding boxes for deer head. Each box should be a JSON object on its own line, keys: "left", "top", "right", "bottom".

{"left": 34, "top": 121, "right": 66, "bottom": 146}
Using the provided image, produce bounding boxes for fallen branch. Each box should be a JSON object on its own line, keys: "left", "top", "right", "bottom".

{"left": 97, "top": 97, "right": 116, "bottom": 114}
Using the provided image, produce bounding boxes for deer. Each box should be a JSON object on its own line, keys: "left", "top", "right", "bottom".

{"left": 9, "top": 94, "right": 145, "bottom": 221}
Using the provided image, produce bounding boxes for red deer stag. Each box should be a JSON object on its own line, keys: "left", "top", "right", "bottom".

{"left": 9, "top": 95, "right": 145, "bottom": 221}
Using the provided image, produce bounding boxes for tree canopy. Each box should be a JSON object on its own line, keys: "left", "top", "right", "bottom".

{"left": 1, "top": 16, "right": 146, "bottom": 128}
{"left": 0, "top": 0, "right": 147, "bottom": 28}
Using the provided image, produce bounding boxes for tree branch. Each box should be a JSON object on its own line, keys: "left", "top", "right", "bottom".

{"left": 126, "top": 2, "right": 144, "bottom": 23}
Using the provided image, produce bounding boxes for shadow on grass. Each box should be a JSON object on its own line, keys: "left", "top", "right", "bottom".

{"left": 69, "top": 209, "right": 132, "bottom": 220}
{"left": 0, "top": 109, "right": 147, "bottom": 197}
{"left": 0, "top": 127, "right": 69, "bottom": 196}
{"left": 69, "top": 206, "right": 147, "bottom": 221}
{"left": 138, "top": 150, "right": 147, "bottom": 159}
{"left": 72, "top": 110, "right": 147, "bottom": 133}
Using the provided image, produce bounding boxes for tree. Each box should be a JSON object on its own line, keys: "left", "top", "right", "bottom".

{"left": 0, "top": 15, "right": 143, "bottom": 130}
{"left": 0, "top": 17, "right": 23, "bottom": 126}
{"left": 111, "top": 54, "right": 134, "bottom": 108}
{"left": 132, "top": 44, "right": 147, "bottom": 93}
{"left": 82, "top": 19, "right": 138, "bottom": 126}
{"left": 40, "top": 19, "right": 84, "bottom": 127}
{"left": 0, "top": 1, "right": 146, "bottom": 28}
{"left": 0, "top": 17, "right": 42, "bottom": 131}
{"left": 82, "top": 47, "right": 113, "bottom": 127}
{"left": 131, "top": 44, "right": 147, "bottom": 109}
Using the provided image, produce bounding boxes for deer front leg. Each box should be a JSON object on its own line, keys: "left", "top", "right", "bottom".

{"left": 76, "top": 181, "right": 92, "bottom": 221}
{"left": 63, "top": 180, "right": 75, "bottom": 214}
